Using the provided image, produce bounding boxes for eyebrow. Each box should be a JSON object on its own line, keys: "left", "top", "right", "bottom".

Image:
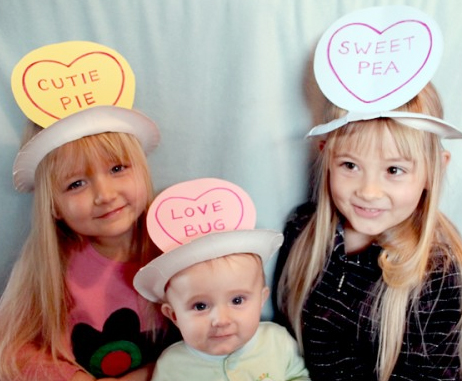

{"left": 333, "top": 151, "right": 413, "bottom": 163}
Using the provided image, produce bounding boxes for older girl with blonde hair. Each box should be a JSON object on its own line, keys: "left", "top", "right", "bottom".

{"left": 0, "top": 106, "right": 171, "bottom": 381}
{"left": 275, "top": 82, "right": 462, "bottom": 380}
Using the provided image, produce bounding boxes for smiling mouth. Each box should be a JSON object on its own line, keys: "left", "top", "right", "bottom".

{"left": 96, "top": 205, "right": 125, "bottom": 219}
{"left": 354, "top": 205, "right": 384, "bottom": 217}
{"left": 358, "top": 206, "right": 380, "bottom": 212}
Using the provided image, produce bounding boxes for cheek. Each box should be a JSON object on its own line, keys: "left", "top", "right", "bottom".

{"left": 56, "top": 196, "right": 86, "bottom": 223}
{"left": 329, "top": 172, "right": 346, "bottom": 205}
{"left": 132, "top": 177, "right": 149, "bottom": 208}
{"left": 397, "top": 188, "right": 424, "bottom": 210}
{"left": 176, "top": 316, "right": 205, "bottom": 343}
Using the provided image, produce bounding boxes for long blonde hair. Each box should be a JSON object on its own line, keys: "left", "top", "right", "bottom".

{"left": 278, "top": 83, "right": 462, "bottom": 380}
{"left": 0, "top": 130, "right": 159, "bottom": 380}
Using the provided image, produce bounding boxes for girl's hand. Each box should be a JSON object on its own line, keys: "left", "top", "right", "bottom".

{"left": 71, "top": 370, "right": 96, "bottom": 381}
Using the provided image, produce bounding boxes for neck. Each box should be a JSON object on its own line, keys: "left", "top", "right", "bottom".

{"left": 343, "top": 225, "right": 374, "bottom": 255}
{"left": 89, "top": 231, "right": 138, "bottom": 262}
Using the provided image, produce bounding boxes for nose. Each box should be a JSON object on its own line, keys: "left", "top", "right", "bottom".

{"left": 355, "top": 173, "right": 383, "bottom": 200}
{"left": 211, "top": 305, "right": 231, "bottom": 328}
{"left": 93, "top": 176, "right": 116, "bottom": 205}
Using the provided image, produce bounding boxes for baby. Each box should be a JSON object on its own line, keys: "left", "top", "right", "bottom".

{"left": 134, "top": 179, "right": 309, "bottom": 381}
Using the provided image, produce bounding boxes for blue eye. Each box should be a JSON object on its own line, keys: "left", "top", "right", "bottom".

{"left": 67, "top": 179, "right": 85, "bottom": 191}
{"left": 387, "top": 166, "right": 404, "bottom": 175}
{"left": 111, "top": 164, "right": 126, "bottom": 173}
{"left": 342, "top": 162, "right": 357, "bottom": 170}
{"left": 193, "top": 302, "right": 207, "bottom": 311}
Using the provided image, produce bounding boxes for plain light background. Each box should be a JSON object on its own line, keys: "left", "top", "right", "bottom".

{"left": 1, "top": 0, "right": 461, "bottom": 318}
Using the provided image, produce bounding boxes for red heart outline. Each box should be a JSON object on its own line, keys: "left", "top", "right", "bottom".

{"left": 327, "top": 20, "right": 432, "bottom": 104}
{"left": 22, "top": 51, "right": 126, "bottom": 120}
{"left": 154, "top": 187, "right": 245, "bottom": 245}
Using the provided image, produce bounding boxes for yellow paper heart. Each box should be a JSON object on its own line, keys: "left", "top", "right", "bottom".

{"left": 12, "top": 41, "right": 135, "bottom": 128}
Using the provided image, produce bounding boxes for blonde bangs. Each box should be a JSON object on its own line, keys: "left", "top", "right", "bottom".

{"left": 51, "top": 133, "right": 134, "bottom": 179}
{"left": 327, "top": 119, "right": 432, "bottom": 166}
{"left": 40, "top": 132, "right": 152, "bottom": 196}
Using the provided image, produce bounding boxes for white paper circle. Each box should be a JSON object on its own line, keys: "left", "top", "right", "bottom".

{"left": 314, "top": 5, "right": 443, "bottom": 112}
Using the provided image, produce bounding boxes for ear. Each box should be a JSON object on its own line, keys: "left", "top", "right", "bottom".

{"left": 161, "top": 303, "right": 178, "bottom": 324}
{"left": 51, "top": 201, "right": 62, "bottom": 220}
{"left": 318, "top": 139, "right": 327, "bottom": 151}
{"left": 442, "top": 150, "right": 451, "bottom": 168}
{"left": 261, "top": 286, "right": 270, "bottom": 307}
{"left": 52, "top": 209, "right": 62, "bottom": 220}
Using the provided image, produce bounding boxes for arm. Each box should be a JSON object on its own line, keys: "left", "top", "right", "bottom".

{"left": 282, "top": 328, "right": 310, "bottom": 381}
{"left": 17, "top": 344, "right": 81, "bottom": 381}
{"left": 72, "top": 371, "right": 96, "bottom": 381}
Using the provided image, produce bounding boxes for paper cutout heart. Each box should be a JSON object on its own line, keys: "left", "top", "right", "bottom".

{"left": 22, "top": 52, "right": 125, "bottom": 121}
{"left": 153, "top": 187, "right": 245, "bottom": 246}
{"left": 147, "top": 178, "right": 257, "bottom": 253}
{"left": 327, "top": 20, "right": 432, "bottom": 104}
{"left": 11, "top": 41, "right": 135, "bottom": 127}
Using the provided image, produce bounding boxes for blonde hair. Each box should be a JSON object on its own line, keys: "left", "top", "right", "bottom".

{"left": 0, "top": 130, "right": 160, "bottom": 380}
{"left": 278, "top": 83, "right": 462, "bottom": 380}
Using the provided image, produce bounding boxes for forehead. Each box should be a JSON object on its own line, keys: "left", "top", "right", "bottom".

{"left": 330, "top": 120, "right": 423, "bottom": 161}
{"left": 50, "top": 133, "right": 130, "bottom": 171}
{"left": 168, "top": 254, "right": 263, "bottom": 290}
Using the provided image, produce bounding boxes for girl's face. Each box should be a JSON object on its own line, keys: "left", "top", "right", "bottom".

{"left": 53, "top": 155, "right": 148, "bottom": 250}
{"left": 329, "top": 127, "right": 427, "bottom": 250}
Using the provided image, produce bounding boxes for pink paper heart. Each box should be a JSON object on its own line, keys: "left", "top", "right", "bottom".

{"left": 154, "top": 187, "right": 245, "bottom": 246}
{"left": 327, "top": 20, "right": 432, "bottom": 104}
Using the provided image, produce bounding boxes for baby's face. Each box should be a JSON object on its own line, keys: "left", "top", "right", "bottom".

{"left": 162, "top": 254, "right": 269, "bottom": 355}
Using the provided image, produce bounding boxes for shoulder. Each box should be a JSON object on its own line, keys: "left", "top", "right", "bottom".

{"left": 158, "top": 340, "right": 187, "bottom": 356}
{"left": 155, "top": 341, "right": 194, "bottom": 366}
{"left": 257, "top": 322, "right": 296, "bottom": 343}
{"left": 284, "top": 201, "right": 316, "bottom": 234}
{"left": 279, "top": 201, "right": 316, "bottom": 256}
{"left": 425, "top": 249, "right": 462, "bottom": 290}
{"left": 418, "top": 249, "right": 462, "bottom": 310}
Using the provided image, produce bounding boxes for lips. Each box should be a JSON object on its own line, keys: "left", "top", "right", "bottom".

{"left": 353, "top": 205, "right": 384, "bottom": 218}
{"left": 96, "top": 205, "right": 126, "bottom": 219}
{"left": 209, "top": 332, "right": 234, "bottom": 340}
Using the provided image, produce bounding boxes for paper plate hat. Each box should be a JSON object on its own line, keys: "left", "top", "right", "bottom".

{"left": 133, "top": 178, "right": 284, "bottom": 303}
{"left": 309, "top": 5, "right": 462, "bottom": 139}
{"left": 11, "top": 41, "right": 160, "bottom": 192}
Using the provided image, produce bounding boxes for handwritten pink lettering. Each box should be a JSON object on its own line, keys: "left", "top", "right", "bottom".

{"left": 338, "top": 35, "right": 415, "bottom": 76}
{"left": 169, "top": 200, "right": 223, "bottom": 220}
{"left": 184, "top": 219, "right": 226, "bottom": 237}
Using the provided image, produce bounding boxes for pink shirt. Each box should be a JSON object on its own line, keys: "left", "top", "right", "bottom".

{"left": 66, "top": 243, "right": 155, "bottom": 378}
{"left": 21, "top": 244, "right": 156, "bottom": 380}
{"left": 67, "top": 243, "right": 145, "bottom": 332}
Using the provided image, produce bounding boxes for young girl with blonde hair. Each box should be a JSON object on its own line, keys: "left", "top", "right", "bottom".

{"left": 275, "top": 82, "right": 462, "bottom": 380}
{"left": 0, "top": 106, "right": 172, "bottom": 381}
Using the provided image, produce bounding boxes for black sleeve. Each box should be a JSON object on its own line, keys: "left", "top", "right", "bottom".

{"left": 391, "top": 261, "right": 462, "bottom": 380}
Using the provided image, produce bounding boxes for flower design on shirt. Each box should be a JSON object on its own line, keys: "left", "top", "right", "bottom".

{"left": 256, "top": 373, "right": 274, "bottom": 381}
{"left": 71, "top": 308, "right": 155, "bottom": 377}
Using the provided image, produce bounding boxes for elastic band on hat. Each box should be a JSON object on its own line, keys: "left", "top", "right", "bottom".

{"left": 13, "top": 105, "right": 160, "bottom": 192}
{"left": 306, "top": 111, "right": 462, "bottom": 139}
